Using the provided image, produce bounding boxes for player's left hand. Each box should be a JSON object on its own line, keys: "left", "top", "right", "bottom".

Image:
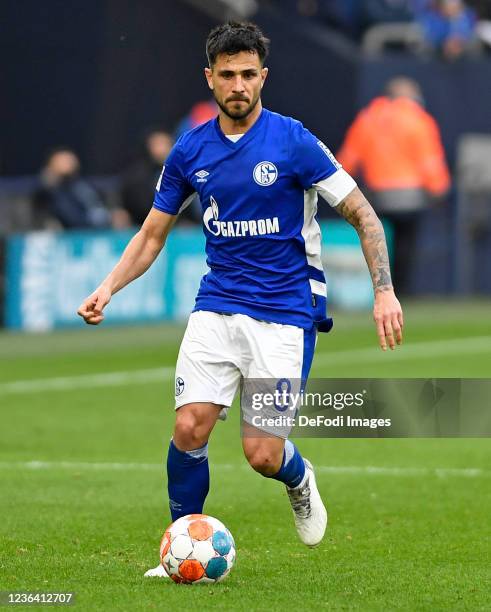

{"left": 373, "top": 289, "right": 403, "bottom": 351}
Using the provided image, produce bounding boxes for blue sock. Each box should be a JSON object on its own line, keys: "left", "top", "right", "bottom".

{"left": 269, "top": 440, "right": 306, "bottom": 488}
{"left": 167, "top": 439, "right": 209, "bottom": 521}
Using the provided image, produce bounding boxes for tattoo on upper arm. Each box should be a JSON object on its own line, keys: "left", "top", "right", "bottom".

{"left": 337, "top": 189, "right": 393, "bottom": 292}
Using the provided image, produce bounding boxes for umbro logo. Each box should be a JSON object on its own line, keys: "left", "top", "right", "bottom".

{"left": 195, "top": 169, "right": 209, "bottom": 183}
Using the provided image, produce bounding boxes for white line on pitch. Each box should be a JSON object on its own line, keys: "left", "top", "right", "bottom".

{"left": 1, "top": 335, "right": 490, "bottom": 396}
{"left": 0, "top": 367, "right": 174, "bottom": 395}
{"left": 0, "top": 460, "right": 487, "bottom": 478}
{"left": 313, "top": 335, "right": 491, "bottom": 368}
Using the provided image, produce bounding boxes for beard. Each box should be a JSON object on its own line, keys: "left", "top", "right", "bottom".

{"left": 214, "top": 91, "right": 260, "bottom": 120}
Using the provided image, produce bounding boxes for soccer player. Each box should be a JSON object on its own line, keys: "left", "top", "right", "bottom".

{"left": 77, "top": 22, "right": 403, "bottom": 576}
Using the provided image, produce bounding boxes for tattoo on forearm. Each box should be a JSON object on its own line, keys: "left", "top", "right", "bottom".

{"left": 337, "top": 189, "right": 393, "bottom": 293}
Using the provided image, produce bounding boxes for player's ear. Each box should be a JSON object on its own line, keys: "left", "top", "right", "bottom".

{"left": 204, "top": 67, "right": 214, "bottom": 90}
{"left": 260, "top": 67, "right": 268, "bottom": 87}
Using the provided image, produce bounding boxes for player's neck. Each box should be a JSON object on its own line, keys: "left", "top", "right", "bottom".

{"left": 218, "top": 101, "right": 263, "bottom": 135}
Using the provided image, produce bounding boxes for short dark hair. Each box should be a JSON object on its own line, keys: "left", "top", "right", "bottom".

{"left": 206, "top": 21, "right": 270, "bottom": 67}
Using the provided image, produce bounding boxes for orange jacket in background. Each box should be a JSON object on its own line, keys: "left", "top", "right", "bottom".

{"left": 337, "top": 97, "right": 450, "bottom": 196}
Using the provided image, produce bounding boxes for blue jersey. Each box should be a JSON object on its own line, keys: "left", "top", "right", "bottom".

{"left": 154, "top": 108, "right": 356, "bottom": 331}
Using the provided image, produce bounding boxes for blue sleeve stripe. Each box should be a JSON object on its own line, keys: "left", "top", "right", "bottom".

{"left": 307, "top": 265, "right": 326, "bottom": 283}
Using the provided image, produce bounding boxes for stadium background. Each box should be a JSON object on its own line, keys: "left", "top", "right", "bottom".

{"left": 1, "top": 1, "right": 490, "bottom": 609}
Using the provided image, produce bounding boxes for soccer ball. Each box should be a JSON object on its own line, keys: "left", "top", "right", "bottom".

{"left": 160, "top": 514, "right": 236, "bottom": 584}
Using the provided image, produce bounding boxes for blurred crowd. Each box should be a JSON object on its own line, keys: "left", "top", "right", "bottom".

{"left": 18, "top": 100, "right": 219, "bottom": 234}
{"left": 28, "top": 131, "right": 186, "bottom": 232}
{"left": 285, "top": 0, "right": 491, "bottom": 58}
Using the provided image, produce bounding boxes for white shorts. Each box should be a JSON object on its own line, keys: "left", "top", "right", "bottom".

{"left": 174, "top": 311, "right": 316, "bottom": 413}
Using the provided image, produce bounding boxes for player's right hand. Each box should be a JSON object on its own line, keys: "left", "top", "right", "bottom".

{"left": 77, "top": 286, "right": 112, "bottom": 325}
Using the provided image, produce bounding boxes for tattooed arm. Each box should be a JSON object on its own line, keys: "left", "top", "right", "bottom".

{"left": 336, "top": 187, "right": 403, "bottom": 350}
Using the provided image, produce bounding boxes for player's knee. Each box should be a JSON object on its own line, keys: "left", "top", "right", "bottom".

{"left": 174, "top": 411, "right": 208, "bottom": 449}
{"left": 246, "top": 448, "right": 281, "bottom": 476}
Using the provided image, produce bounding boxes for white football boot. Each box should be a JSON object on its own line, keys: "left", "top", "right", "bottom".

{"left": 286, "top": 458, "right": 327, "bottom": 547}
{"left": 144, "top": 563, "right": 169, "bottom": 578}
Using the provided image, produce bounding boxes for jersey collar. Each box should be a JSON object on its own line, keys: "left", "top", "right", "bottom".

{"left": 213, "top": 108, "right": 267, "bottom": 149}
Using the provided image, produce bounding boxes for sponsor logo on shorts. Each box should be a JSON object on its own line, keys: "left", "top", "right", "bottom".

{"left": 203, "top": 196, "right": 280, "bottom": 238}
{"left": 175, "top": 377, "right": 185, "bottom": 396}
{"left": 253, "top": 161, "right": 278, "bottom": 186}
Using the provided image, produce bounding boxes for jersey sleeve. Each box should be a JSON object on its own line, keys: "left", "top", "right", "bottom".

{"left": 291, "top": 122, "right": 357, "bottom": 207}
{"left": 153, "top": 141, "right": 195, "bottom": 215}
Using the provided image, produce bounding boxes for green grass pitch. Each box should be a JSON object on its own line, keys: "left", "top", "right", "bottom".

{"left": 0, "top": 300, "right": 490, "bottom": 610}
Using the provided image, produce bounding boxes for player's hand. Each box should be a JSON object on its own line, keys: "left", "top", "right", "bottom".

{"left": 77, "top": 285, "right": 112, "bottom": 325}
{"left": 373, "top": 289, "right": 403, "bottom": 351}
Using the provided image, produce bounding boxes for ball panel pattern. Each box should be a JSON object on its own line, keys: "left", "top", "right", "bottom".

{"left": 227, "top": 529, "right": 236, "bottom": 548}
{"left": 159, "top": 529, "right": 171, "bottom": 562}
{"left": 163, "top": 552, "right": 180, "bottom": 576}
{"left": 206, "top": 516, "right": 227, "bottom": 532}
{"left": 169, "top": 517, "right": 191, "bottom": 537}
{"left": 188, "top": 519, "right": 213, "bottom": 541}
{"left": 212, "top": 530, "right": 232, "bottom": 556}
{"left": 205, "top": 555, "right": 228, "bottom": 579}
{"left": 192, "top": 540, "right": 216, "bottom": 565}
{"left": 179, "top": 559, "right": 205, "bottom": 582}
{"left": 170, "top": 574, "right": 183, "bottom": 584}
{"left": 225, "top": 547, "right": 236, "bottom": 570}
{"left": 170, "top": 534, "right": 193, "bottom": 560}
{"left": 185, "top": 513, "right": 207, "bottom": 520}
{"left": 217, "top": 567, "right": 231, "bottom": 582}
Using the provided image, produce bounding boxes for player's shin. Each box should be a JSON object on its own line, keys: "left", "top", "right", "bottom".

{"left": 166, "top": 439, "right": 210, "bottom": 520}
{"left": 269, "top": 440, "right": 306, "bottom": 489}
